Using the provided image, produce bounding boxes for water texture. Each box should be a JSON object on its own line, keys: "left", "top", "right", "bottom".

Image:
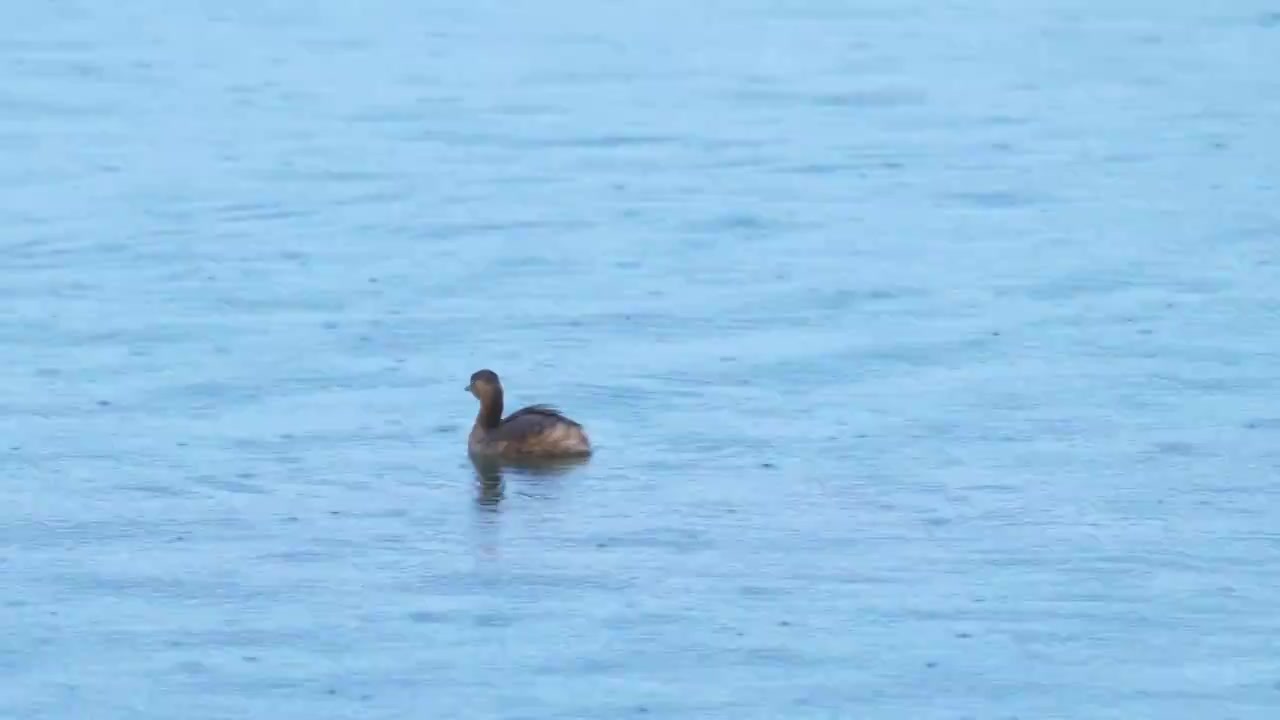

{"left": 2, "top": 2, "right": 1279, "bottom": 718}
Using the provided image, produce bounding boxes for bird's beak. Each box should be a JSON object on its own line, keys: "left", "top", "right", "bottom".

{"left": 463, "top": 384, "right": 471, "bottom": 392}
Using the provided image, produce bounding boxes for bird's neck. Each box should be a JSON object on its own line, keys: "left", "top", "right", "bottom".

{"left": 476, "top": 390, "right": 503, "bottom": 429}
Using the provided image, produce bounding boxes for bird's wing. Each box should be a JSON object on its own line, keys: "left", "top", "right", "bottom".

{"left": 486, "top": 405, "right": 585, "bottom": 448}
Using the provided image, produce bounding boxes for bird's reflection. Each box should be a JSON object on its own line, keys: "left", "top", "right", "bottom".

{"left": 470, "top": 454, "right": 589, "bottom": 510}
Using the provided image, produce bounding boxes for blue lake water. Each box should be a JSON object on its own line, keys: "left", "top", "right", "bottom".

{"left": 3, "top": 2, "right": 1280, "bottom": 718}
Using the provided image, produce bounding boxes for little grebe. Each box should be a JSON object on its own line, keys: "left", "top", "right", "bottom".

{"left": 465, "top": 369, "right": 592, "bottom": 458}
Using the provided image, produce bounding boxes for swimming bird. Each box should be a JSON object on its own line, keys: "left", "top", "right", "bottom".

{"left": 464, "top": 369, "right": 592, "bottom": 458}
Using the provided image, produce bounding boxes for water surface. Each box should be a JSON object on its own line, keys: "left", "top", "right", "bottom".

{"left": 3, "top": 2, "right": 1280, "bottom": 718}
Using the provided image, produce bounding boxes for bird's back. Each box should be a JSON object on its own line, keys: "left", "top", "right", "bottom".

{"left": 469, "top": 404, "right": 592, "bottom": 457}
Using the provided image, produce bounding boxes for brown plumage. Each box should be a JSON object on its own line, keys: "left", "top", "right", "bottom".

{"left": 465, "top": 369, "right": 592, "bottom": 458}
